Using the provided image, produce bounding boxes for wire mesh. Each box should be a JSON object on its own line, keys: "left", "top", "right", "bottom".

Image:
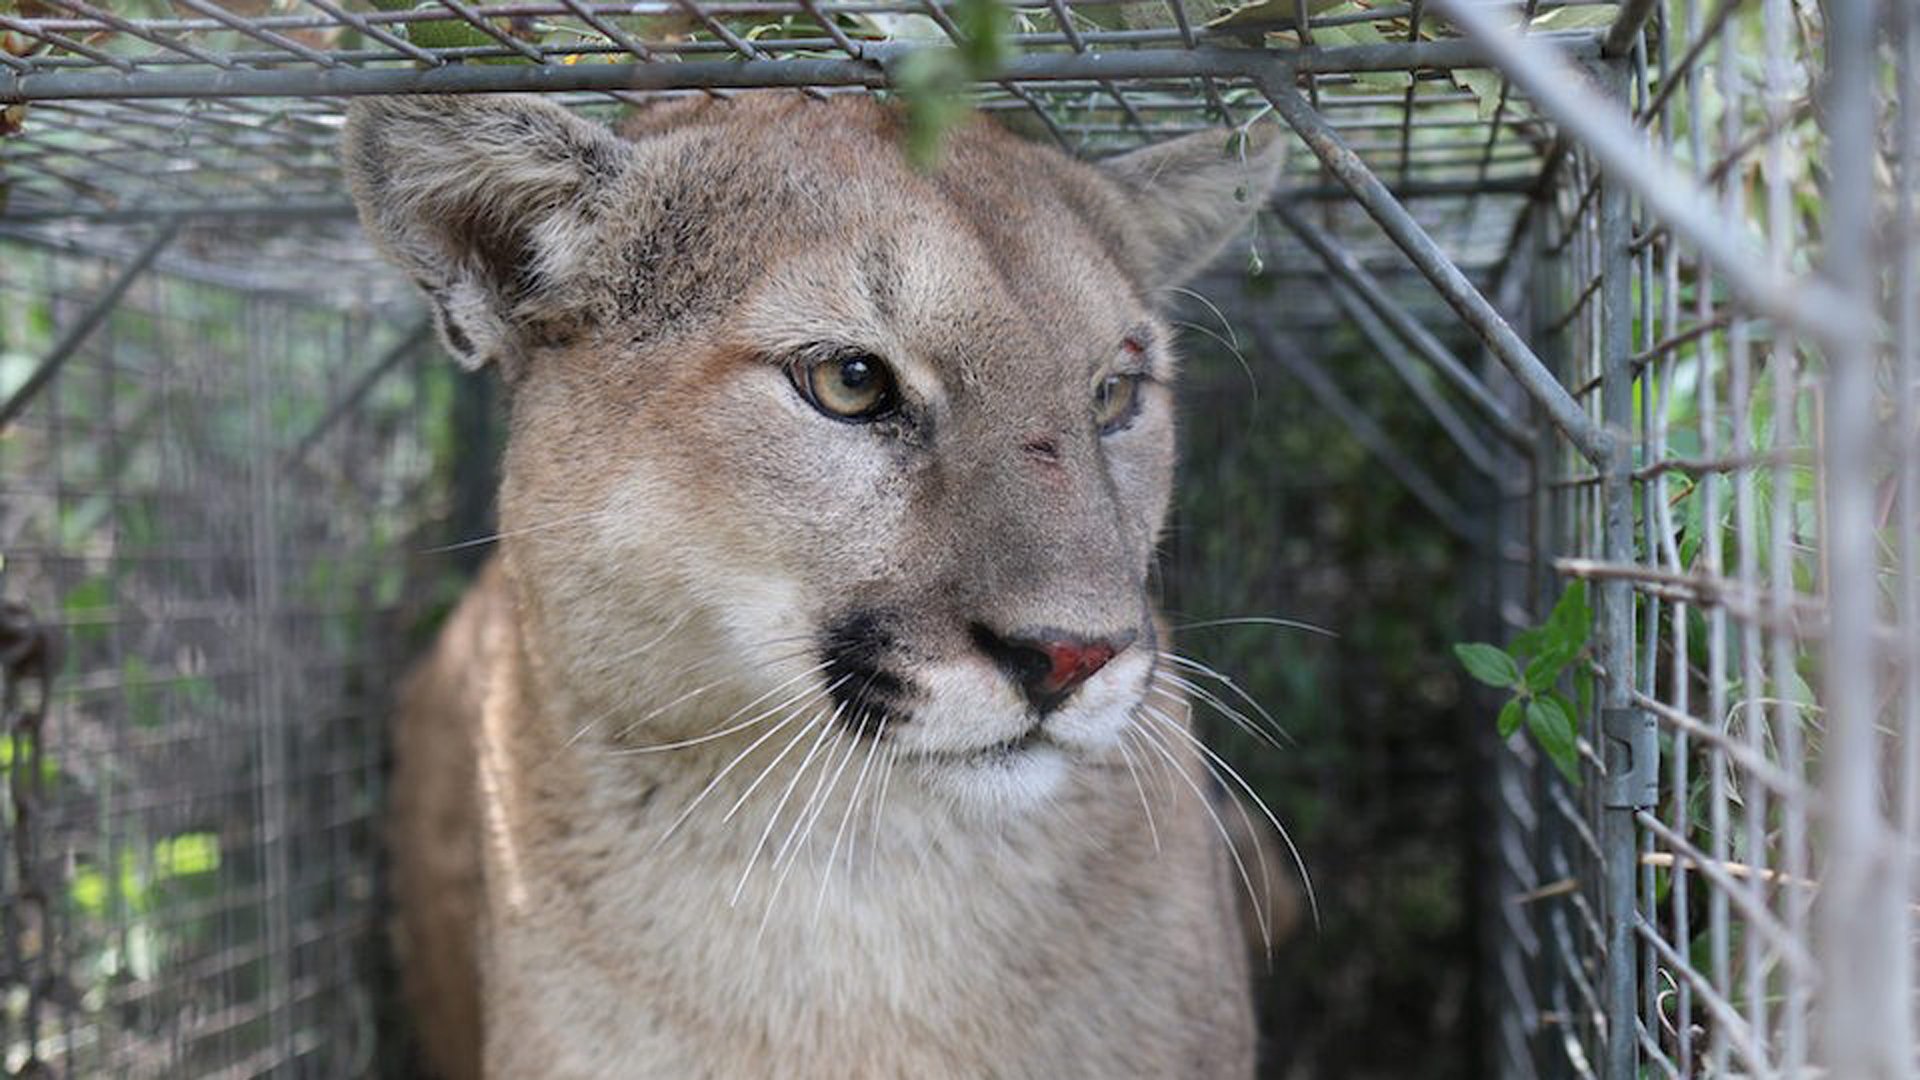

{"left": 0, "top": 0, "right": 1913, "bottom": 1078}
{"left": 0, "top": 222, "right": 439, "bottom": 1075}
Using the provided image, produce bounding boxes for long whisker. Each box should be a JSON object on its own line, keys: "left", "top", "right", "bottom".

{"left": 1138, "top": 695, "right": 1320, "bottom": 930}
{"left": 730, "top": 703, "right": 844, "bottom": 908}
{"left": 569, "top": 642, "right": 817, "bottom": 748}
{"left": 756, "top": 717, "right": 865, "bottom": 934}
{"left": 1171, "top": 615, "right": 1338, "bottom": 639}
{"left": 1171, "top": 318, "right": 1259, "bottom": 403}
{"left": 561, "top": 617, "right": 745, "bottom": 746}
{"left": 1138, "top": 703, "right": 1277, "bottom": 950}
{"left": 1127, "top": 717, "right": 1273, "bottom": 954}
{"left": 815, "top": 717, "right": 884, "bottom": 921}
{"left": 1153, "top": 668, "right": 1288, "bottom": 750}
{"left": 719, "top": 681, "right": 851, "bottom": 823}
{"left": 866, "top": 742, "right": 898, "bottom": 872}
{"left": 649, "top": 695, "right": 827, "bottom": 855}
{"left": 773, "top": 719, "right": 863, "bottom": 876}
{"left": 1158, "top": 285, "right": 1239, "bottom": 350}
{"left": 416, "top": 505, "right": 617, "bottom": 555}
{"left": 610, "top": 644, "right": 822, "bottom": 740}
{"left": 612, "top": 659, "right": 831, "bottom": 750}
{"left": 1112, "top": 730, "right": 1161, "bottom": 854}
{"left": 1159, "top": 652, "right": 1295, "bottom": 746}
{"left": 1152, "top": 670, "right": 1283, "bottom": 751}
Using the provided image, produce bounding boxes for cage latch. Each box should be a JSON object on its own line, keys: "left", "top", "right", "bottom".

{"left": 1601, "top": 706, "right": 1656, "bottom": 809}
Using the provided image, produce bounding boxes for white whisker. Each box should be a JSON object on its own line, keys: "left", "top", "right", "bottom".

{"left": 1171, "top": 615, "right": 1337, "bottom": 639}
{"left": 1158, "top": 285, "right": 1239, "bottom": 350}
{"left": 649, "top": 695, "right": 826, "bottom": 855}
{"left": 1127, "top": 717, "right": 1273, "bottom": 954}
{"left": 1153, "top": 670, "right": 1281, "bottom": 750}
{"left": 730, "top": 703, "right": 844, "bottom": 908}
{"left": 719, "top": 683, "right": 849, "bottom": 823}
{"left": 1140, "top": 704, "right": 1276, "bottom": 950}
{"left": 756, "top": 718, "right": 865, "bottom": 937}
{"left": 1158, "top": 652, "right": 1294, "bottom": 745}
{"left": 1171, "top": 319, "right": 1259, "bottom": 402}
{"left": 416, "top": 505, "right": 616, "bottom": 555}
{"left": 1113, "top": 730, "right": 1161, "bottom": 854}
{"left": 569, "top": 643, "right": 817, "bottom": 748}
{"left": 815, "top": 717, "right": 885, "bottom": 921}
{"left": 612, "top": 660, "right": 832, "bottom": 751}
{"left": 1136, "top": 701, "right": 1319, "bottom": 931}
{"left": 866, "top": 742, "right": 898, "bottom": 872}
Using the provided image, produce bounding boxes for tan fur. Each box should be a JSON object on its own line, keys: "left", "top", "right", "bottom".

{"left": 348, "top": 92, "right": 1287, "bottom": 1079}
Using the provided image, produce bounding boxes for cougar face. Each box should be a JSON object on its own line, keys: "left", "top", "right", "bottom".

{"left": 347, "top": 92, "right": 1283, "bottom": 815}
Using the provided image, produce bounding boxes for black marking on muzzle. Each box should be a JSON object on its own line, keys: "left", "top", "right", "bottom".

{"left": 821, "top": 611, "right": 909, "bottom": 733}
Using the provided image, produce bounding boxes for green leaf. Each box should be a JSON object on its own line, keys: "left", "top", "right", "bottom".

{"left": 1527, "top": 697, "right": 1580, "bottom": 785}
{"left": 62, "top": 574, "right": 113, "bottom": 615}
{"left": 70, "top": 866, "right": 106, "bottom": 917}
{"left": 1508, "top": 625, "right": 1548, "bottom": 658}
{"left": 1453, "top": 68, "right": 1505, "bottom": 122}
{"left": 1546, "top": 690, "right": 1577, "bottom": 723}
{"left": 154, "top": 832, "right": 221, "bottom": 878}
{"left": 1454, "top": 642, "right": 1521, "bottom": 689}
{"left": 1531, "top": 3, "right": 1620, "bottom": 30}
{"left": 951, "top": 0, "right": 1012, "bottom": 71}
{"left": 1524, "top": 640, "right": 1579, "bottom": 693}
{"left": 1497, "top": 697, "right": 1524, "bottom": 739}
{"left": 894, "top": 49, "right": 969, "bottom": 170}
{"left": 1204, "top": 0, "right": 1348, "bottom": 33}
{"left": 1546, "top": 580, "right": 1592, "bottom": 650}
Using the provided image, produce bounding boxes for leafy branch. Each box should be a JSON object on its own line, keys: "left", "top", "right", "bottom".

{"left": 1454, "top": 581, "right": 1592, "bottom": 785}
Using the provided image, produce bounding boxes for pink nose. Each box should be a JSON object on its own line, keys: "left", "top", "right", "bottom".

{"left": 1032, "top": 639, "right": 1118, "bottom": 697}
{"left": 970, "top": 624, "right": 1137, "bottom": 713}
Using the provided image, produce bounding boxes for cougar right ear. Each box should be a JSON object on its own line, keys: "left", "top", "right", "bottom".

{"left": 1099, "top": 119, "right": 1288, "bottom": 291}
{"left": 343, "top": 95, "right": 632, "bottom": 372}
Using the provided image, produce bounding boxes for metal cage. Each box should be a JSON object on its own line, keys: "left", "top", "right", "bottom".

{"left": 1, "top": 1, "right": 1913, "bottom": 1077}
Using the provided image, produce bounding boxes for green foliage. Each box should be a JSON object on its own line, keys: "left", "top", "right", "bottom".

{"left": 1453, "top": 642, "right": 1518, "bottom": 688}
{"left": 1454, "top": 581, "right": 1592, "bottom": 785}
{"left": 368, "top": 0, "right": 535, "bottom": 62}
{"left": 68, "top": 831, "right": 220, "bottom": 920}
{"left": 892, "top": 0, "right": 1015, "bottom": 170}
{"left": 0, "top": 733, "right": 59, "bottom": 787}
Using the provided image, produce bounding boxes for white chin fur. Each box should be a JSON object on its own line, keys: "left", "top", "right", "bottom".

{"left": 910, "top": 744, "right": 1070, "bottom": 816}
{"left": 889, "top": 650, "right": 1154, "bottom": 816}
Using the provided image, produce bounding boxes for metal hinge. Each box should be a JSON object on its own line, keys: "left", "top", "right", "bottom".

{"left": 1602, "top": 705, "right": 1657, "bottom": 810}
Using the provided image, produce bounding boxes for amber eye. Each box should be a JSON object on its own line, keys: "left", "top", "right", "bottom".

{"left": 1094, "top": 374, "right": 1143, "bottom": 433}
{"left": 795, "top": 353, "right": 898, "bottom": 421}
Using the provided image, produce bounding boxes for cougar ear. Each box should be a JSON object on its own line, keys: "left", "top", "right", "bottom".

{"left": 1099, "top": 120, "right": 1288, "bottom": 290}
{"left": 343, "top": 94, "right": 633, "bottom": 371}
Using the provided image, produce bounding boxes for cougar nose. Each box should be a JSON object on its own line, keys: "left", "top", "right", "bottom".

{"left": 970, "top": 624, "right": 1137, "bottom": 713}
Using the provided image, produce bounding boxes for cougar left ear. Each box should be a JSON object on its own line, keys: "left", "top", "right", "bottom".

{"left": 1099, "top": 120, "right": 1288, "bottom": 290}
{"left": 343, "top": 95, "right": 633, "bottom": 372}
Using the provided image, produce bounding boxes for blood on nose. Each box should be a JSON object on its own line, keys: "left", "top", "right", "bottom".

{"left": 970, "top": 624, "right": 1137, "bottom": 713}
{"left": 1033, "top": 639, "right": 1116, "bottom": 696}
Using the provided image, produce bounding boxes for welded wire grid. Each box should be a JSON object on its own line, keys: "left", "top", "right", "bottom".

{"left": 0, "top": 224, "right": 438, "bottom": 1075}
{"left": 1494, "top": 0, "right": 1913, "bottom": 1075}
{"left": 1, "top": 0, "right": 1916, "bottom": 1078}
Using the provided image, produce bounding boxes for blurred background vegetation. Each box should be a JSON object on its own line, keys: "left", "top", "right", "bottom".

{"left": 1167, "top": 281, "right": 1487, "bottom": 1079}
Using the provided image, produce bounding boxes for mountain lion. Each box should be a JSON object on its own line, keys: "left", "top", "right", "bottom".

{"left": 344, "top": 90, "right": 1288, "bottom": 1079}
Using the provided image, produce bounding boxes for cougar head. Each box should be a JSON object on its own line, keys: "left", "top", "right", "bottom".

{"left": 345, "top": 93, "right": 1284, "bottom": 814}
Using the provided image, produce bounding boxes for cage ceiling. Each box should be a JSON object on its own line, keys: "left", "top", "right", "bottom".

{"left": 0, "top": 0, "right": 1572, "bottom": 287}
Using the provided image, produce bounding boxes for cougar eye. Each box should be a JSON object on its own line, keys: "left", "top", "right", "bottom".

{"left": 794, "top": 353, "right": 898, "bottom": 422}
{"left": 1094, "top": 374, "right": 1143, "bottom": 433}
